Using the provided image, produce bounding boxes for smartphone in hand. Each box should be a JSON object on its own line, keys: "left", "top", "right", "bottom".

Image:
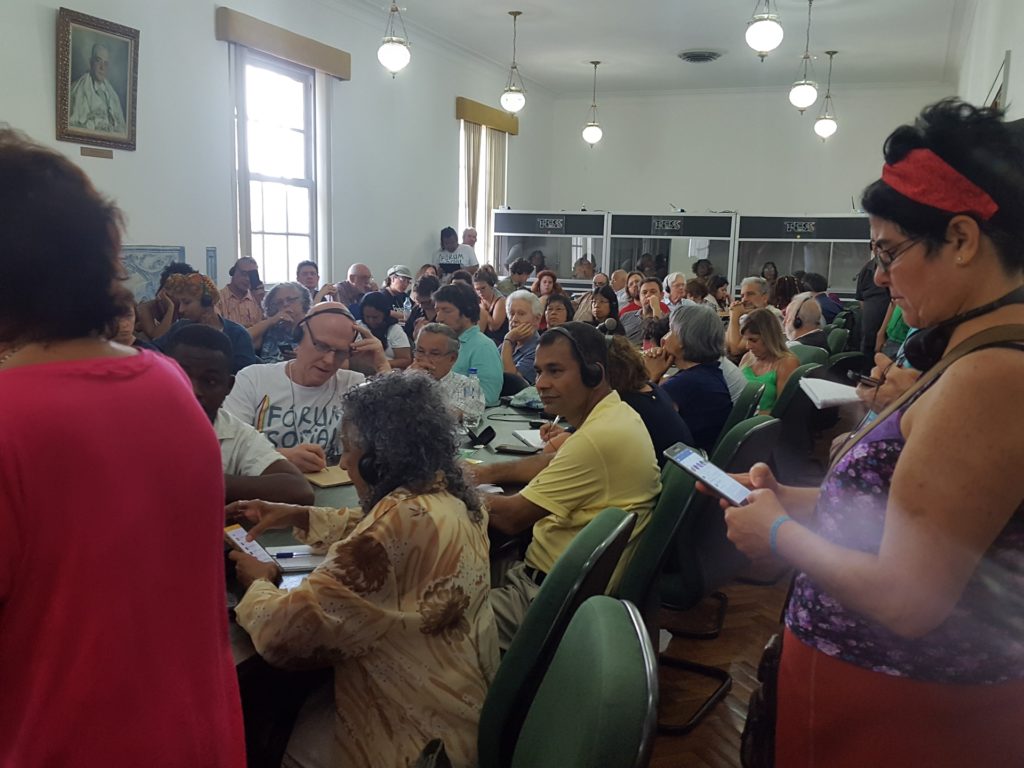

{"left": 663, "top": 442, "right": 750, "bottom": 506}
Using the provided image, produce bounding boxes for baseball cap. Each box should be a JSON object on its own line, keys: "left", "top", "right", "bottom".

{"left": 387, "top": 264, "right": 412, "bottom": 278}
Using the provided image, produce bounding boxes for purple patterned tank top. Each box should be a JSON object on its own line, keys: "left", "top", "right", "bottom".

{"left": 785, "top": 396, "right": 1024, "bottom": 684}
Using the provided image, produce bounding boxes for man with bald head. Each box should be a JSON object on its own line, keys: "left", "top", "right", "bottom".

{"left": 223, "top": 303, "right": 391, "bottom": 472}
{"left": 610, "top": 269, "right": 629, "bottom": 306}
{"left": 334, "top": 263, "right": 373, "bottom": 320}
{"left": 68, "top": 43, "right": 126, "bottom": 134}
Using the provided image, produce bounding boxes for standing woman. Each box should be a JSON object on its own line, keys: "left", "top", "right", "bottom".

{"left": 738, "top": 307, "right": 799, "bottom": 414}
{"left": 0, "top": 129, "right": 244, "bottom": 766}
{"left": 359, "top": 291, "right": 412, "bottom": 369}
{"left": 761, "top": 260, "right": 780, "bottom": 285}
{"left": 473, "top": 268, "right": 508, "bottom": 344}
{"left": 723, "top": 99, "right": 1024, "bottom": 766}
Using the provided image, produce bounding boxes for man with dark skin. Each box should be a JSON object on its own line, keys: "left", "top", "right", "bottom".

{"left": 166, "top": 324, "right": 313, "bottom": 506}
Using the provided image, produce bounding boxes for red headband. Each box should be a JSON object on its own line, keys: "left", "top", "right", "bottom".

{"left": 882, "top": 148, "right": 998, "bottom": 221}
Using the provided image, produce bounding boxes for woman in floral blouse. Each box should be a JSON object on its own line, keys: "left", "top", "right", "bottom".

{"left": 230, "top": 373, "right": 498, "bottom": 768}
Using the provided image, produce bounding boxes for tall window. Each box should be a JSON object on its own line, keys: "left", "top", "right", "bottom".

{"left": 458, "top": 121, "right": 507, "bottom": 266}
{"left": 234, "top": 49, "right": 316, "bottom": 284}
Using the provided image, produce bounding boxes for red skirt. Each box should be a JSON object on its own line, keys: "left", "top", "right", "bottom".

{"left": 776, "top": 627, "right": 1024, "bottom": 767}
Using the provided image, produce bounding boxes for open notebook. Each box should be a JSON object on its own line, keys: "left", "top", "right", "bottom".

{"left": 799, "top": 378, "right": 862, "bottom": 409}
{"left": 512, "top": 429, "right": 546, "bottom": 450}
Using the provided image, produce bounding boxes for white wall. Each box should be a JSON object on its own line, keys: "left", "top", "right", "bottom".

{"left": 547, "top": 83, "right": 952, "bottom": 216}
{"left": 957, "top": 0, "right": 1024, "bottom": 119}
{"left": 0, "top": 0, "right": 554, "bottom": 285}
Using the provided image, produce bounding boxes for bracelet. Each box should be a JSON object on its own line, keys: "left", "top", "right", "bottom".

{"left": 769, "top": 514, "right": 792, "bottom": 555}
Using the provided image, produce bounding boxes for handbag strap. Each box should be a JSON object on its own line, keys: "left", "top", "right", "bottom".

{"left": 829, "top": 324, "right": 1024, "bottom": 470}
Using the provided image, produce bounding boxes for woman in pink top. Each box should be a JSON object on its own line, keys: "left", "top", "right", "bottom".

{"left": 0, "top": 129, "right": 245, "bottom": 768}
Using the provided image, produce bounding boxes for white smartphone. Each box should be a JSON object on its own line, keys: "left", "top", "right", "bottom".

{"left": 663, "top": 442, "right": 751, "bottom": 506}
{"left": 224, "top": 524, "right": 276, "bottom": 564}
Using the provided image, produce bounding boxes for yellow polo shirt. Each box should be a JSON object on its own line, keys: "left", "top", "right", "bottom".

{"left": 520, "top": 391, "right": 661, "bottom": 578}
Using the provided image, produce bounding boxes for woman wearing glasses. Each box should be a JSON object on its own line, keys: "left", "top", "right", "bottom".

{"left": 722, "top": 99, "right": 1024, "bottom": 766}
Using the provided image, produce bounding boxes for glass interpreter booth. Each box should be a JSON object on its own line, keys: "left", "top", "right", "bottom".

{"left": 608, "top": 213, "right": 737, "bottom": 286}
{"left": 491, "top": 210, "right": 609, "bottom": 288}
{"left": 735, "top": 215, "right": 871, "bottom": 297}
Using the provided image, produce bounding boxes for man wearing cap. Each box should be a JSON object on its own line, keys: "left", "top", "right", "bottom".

{"left": 433, "top": 226, "right": 479, "bottom": 276}
{"left": 381, "top": 264, "right": 413, "bottom": 321}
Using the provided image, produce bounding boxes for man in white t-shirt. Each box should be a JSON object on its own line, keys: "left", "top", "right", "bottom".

{"left": 433, "top": 226, "right": 479, "bottom": 276}
{"left": 166, "top": 324, "right": 314, "bottom": 505}
{"left": 223, "top": 303, "right": 391, "bottom": 472}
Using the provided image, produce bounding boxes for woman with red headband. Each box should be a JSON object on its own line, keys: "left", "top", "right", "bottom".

{"left": 721, "top": 99, "right": 1024, "bottom": 766}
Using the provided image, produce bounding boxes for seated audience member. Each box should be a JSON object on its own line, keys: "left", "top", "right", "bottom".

{"left": 157, "top": 272, "right": 260, "bottom": 373}
{"left": 587, "top": 285, "right": 626, "bottom": 336}
{"left": 645, "top": 304, "right": 734, "bottom": 451}
{"left": 434, "top": 226, "right": 479, "bottom": 276}
{"left": 230, "top": 374, "right": 497, "bottom": 768}
{"left": 381, "top": 264, "right": 413, "bottom": 318}
{"left": 166, "top": 324, "right": 313, "bottom": 505}
{"left": 107, "top": 298, "right": 156, "bottom": 350}
{"left": 528, "top": 249, "right": 546, "bottom": 273}
{"left": 877, "top": 301, "right": 912, "bottom": 358}
{"left": 544, "top": 293, "right": 574, "bottom": 329}
{"left": 571, "top": 272, "right": 610, "bottom": 323}
{"left": 804, "top": 271, "right": 844, "bottom": 322}
{"left": 663, "top": 272, "right": 688, "bottom": 312}
{"left": 771, "top": 274, "right": 802, "bottom": 311}
{"left": 433, "top": 282, "right": 503, "bottom": 406}
{"left": 531, "top": 269, "right": 565, "bottom": 327}
{"left": 405, "top": 274, "right": 440, "bottom": 340}
{"left": 739, "top": 307, "right": 800, "bottom": 414}
{"left": 784, "top": 291, "right": 830, "bottom": 350}
{"left": 335, "top": 263, "right": 373, "bottom": 320}
{"left": 496, "top": 257, "right": 533, "bottom": 296}
{"left": 573, "top": 256, "right": 595, "bottom": 279}
{"left": 223, "top": 303, "right": 389, "bottom": 472}
{"left": 296, "top": 260, "right": 335, "bottom": 303}
{"left": 708, "top": 275, "right": 731, "bottom": 310}
{"left": 450, "top": 269, "right": 474, "bottom": 287}
{"left": 606, "top": 335, "right": 693, "bottom": 466}
{"left": 692, "top": 257, "right": 715, "bottom": 285}
{"left": 360, "top": 291, "right": 412, "bottom": 370}
{"left": 248, "top": 281, "right": 311, "bottom": 363}
{"left": 501, "top": 290, "right": 542, "bottom": 385}
{"left": 685, "top": 278, "right": 712, "bottom": 308}
{"left": 474, "top": 268, "right": 508, "bottom": 344}
{"left": 475, "top": 323, "right": 661, "bottom": 648}
{"left": 409, "top": 322, "right": 473, "bottom": 414}
{"left": 462, "top": 226, "right": 478, "bottom": 249}
{"left": 137, "top": 261, "right": 196, "bottom": 340}
{"left": 618, "top": 270, "right": 645, "bottom": 313}
{"left": 219, "top": 256, "right": 264, "bottom": 328}
{"left": 726, "top": 275, "right": 783, "bottom": 356}
{"left": 621, "top": 277, "right": 671, "bottom": 346}
{"left": 611, "top": 268, "right": 629, "bottom": 305}
{"left": 415, "top": 263, "right": 439, "bottom": 281}
{"left": 0, "top": 127, "right": 244, "bottom": 766}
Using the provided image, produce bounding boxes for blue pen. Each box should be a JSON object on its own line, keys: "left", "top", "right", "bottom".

{"left": 273, "top": 552, "right": 304, "bottom": 559}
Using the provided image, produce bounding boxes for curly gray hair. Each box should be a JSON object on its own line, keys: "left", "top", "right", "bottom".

{"left": 263, "top": 281, "right": 312, "bottom": 318}
{"left": 340, "top": 373, "right": 482, "bottom": 521}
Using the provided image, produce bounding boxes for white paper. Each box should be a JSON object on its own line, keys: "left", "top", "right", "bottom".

{"left": 512, "top": 429, "right": 545, "bottom": 449}
{"left": 800, "top": 377, "right": 862, "bottom": 409}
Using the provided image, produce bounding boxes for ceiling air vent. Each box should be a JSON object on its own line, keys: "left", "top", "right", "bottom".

{"left": 678, "top": 49, "right": 722, "bottom": 64}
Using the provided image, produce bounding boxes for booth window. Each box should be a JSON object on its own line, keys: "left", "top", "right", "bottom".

{"left": 233, "top": 49, "right": 316, "bottom": 284}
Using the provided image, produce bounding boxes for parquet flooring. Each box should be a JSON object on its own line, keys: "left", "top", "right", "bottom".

{"left": 649, "top": 577, "right": 791, "bottom": 768}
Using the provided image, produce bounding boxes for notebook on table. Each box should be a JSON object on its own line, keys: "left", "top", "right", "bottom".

{"left": 304, "top": 466, "right": 353, "bottom": 488}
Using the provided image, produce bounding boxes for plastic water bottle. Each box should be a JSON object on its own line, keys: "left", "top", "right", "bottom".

{"left": 462, "top": 368, "right": 485, "bottom": 433}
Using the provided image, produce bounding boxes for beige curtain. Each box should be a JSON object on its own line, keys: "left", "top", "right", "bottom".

{"left": 483, "top": 128, "right": 507, "bottom": 265}
{"left": 463, "top": 122, "right": 482, "bottom": 230}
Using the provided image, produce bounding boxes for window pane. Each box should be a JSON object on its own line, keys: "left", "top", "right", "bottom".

{"left": 261, "top": 182, "right": 288, "bottom": 233}
{"left": 245, "top": 65, "right": 305, "bottom": 130}
{"left": 264, "top": 235, "right": 289, "bottom": 283}
{"left": 250, "top": 234, "right": 264, "bottom": 263}
{"left": 287, "top": 187, "right": 311, "bottom": 235}
{"left": 247, "top": 122, "right": 306, "bottom": 179}
{"left": 289, "top": 235, "right": 311, "bottom": 274}
{"left": 249, "top": 180, "right": 263, "bottom": 232}
{"left": 830, "top": 242, "right": 871, "bottom": 295}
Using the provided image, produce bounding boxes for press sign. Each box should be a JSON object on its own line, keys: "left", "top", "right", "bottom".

{"left": 784, "top": 221, "right": 816, "bottom": 234}
{"left": 651, "top": 217, "right": 683, "bottom": 235}
{"left": 535, "top": 217, "right": 565, "bottom": 233}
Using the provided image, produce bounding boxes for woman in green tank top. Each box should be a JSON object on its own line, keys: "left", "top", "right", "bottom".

{"left": 739, "top": 307, "right": 800, "bottom": 413}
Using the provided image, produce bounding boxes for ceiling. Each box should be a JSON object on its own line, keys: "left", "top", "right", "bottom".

{"left": 363, "top": 0, "right": 965, "bottom": 96}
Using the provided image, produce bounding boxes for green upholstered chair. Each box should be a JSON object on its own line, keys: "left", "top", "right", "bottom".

{"left": 510, "top": 596, "right": 658, "bottom": 768}
{"left": 771, "top": 362, "right": 824, "bottom": 484}
{"left": 478, "top": 508, "right": 637, "bottom": 768}
{"left": 827, "top": 327, "right": 851, "bottom": 355}
{"left": 790, "top": 343, "right": 829, "bottom": 367}
{"left": 712, "top": 380, "right": 764, "bottom": 453}
{"left": 770, "top": 363, "right": 821, "bottom": 420}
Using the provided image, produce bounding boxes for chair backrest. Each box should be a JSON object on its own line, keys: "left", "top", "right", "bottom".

{"left": 770, "top": 362, "right": 821, "bottom": 419}
{"left": 790, "top": 343, "right": 828, "bottom": 367}
{"left": 510, "top": 597, "right": 658, "bottom": 768}
{"left": 712, "top": 380, "right": 764, "bottom": 452}
{"left": 479, "top": 508, "right": 637, "bottom": 768}
{"left": 827, "top": 327, "right": 850, "bottom": 355}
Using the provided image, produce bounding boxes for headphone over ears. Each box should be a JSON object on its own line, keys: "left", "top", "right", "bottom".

{"left": 546, "top": 326, "right": 604, "bottom": 388}
{"left": 292, "top": 305, "right": 357, "bottom": 344}
{"left": 902, "top": 285, "right": 1024, "bottom": 371}
{"left": 792, "top": 296, "right": 810, "bottom": 329}
{"left": 358, "top": 450, "right": 380, "bottom": 486}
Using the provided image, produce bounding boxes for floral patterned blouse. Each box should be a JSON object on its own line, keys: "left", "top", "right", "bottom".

{"left": 236, "top": 488, "right": 499, "bottom": 768}
{"left": 786, "top": 386, "right": 1024, "bottom": 684}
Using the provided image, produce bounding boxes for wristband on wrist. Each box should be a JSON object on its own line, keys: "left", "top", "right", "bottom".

{"left": 769, "top": 514, "right": 792, "bottom": 555}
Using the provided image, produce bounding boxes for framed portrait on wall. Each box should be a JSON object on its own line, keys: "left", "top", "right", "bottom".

{"left": 56, "top": 7, "right": 139, "bottom": 151}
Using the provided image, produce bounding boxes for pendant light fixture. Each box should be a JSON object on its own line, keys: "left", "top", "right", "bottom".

{"left": 814, "top": 51, "right": 839, "bottom": 140}
{"left": 377, "top": 2, "right": 411, "bottom": 76}
{"left": 788, "top": 0, "right": 818, "bottom": 113}
{"left": 581, "top": 61, "right": 603, "bottom": 146}
{"left": 500, "top": 11, "right": 526, "bottom": 113}
{"left": 745, "top": 0, "right": 784, "bottom": 61}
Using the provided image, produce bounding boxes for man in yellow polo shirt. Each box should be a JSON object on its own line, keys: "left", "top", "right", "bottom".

{"left": 475, "top": 322, "right": 661, "bottom": 649}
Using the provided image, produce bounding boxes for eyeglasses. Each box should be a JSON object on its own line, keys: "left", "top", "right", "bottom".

{"left": 413, "top": 347, "right": 453, "bottom": 360}
{"left": 304, "top": 321, "right": 350, "bottom": 361}
{"left": 870, "top": 237, "right": 922, "bottom": 273}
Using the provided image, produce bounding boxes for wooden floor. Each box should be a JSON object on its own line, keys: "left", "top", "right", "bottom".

{"left": 649, "top": 577, "right": 791, "bottom": 768}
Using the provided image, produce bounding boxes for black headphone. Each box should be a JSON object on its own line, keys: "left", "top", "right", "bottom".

{"left": 292, "top": 305, "right": 357, "bottom": 344}
{"left": 792, "top": 295, "right": 811, "bottom": 329}
{"left": 358, "top": 450, "right": 380, "bottom": 486}
{"left": 546, "top": 326, "right": 605, "bottom": 388}
{"left": 903, "top": 286, "right": 1024, "bottom": 371}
